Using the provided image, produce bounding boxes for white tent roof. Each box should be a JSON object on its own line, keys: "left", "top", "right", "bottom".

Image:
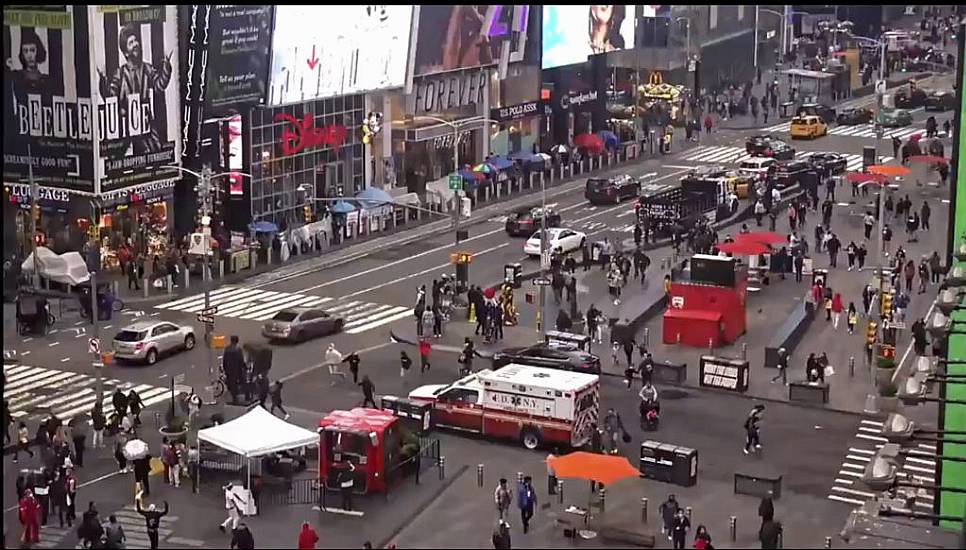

{"left": 198, "top": 406, "right": 318, "bottom": 458}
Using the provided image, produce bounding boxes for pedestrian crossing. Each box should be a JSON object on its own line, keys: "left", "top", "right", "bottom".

{"left": 3, "top": 364, "right": 172, "bottom": 424}
{"left": 827, "top": 419, "right": 936, "bottom": 510}
{"left": 37, "top": 503, "right": 205, "bottom": 549}
{"left": 154, "top": 286, "right": 413, "bottom": 335}
{"left": 759, "top": 122, "right": 925, "bottom": 140}
{"left": 680, "top": 147, "right": 894, "bottom": 172}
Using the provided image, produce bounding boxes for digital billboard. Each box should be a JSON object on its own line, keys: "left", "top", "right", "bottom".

{"left": 411, "top": 5, "right": 514, "bottom": 76}
{"left": 542, "top": 5, "right": 636, "bottom": 69}
{"left": 267, "top": 5, "right": 412, "bottom": 106}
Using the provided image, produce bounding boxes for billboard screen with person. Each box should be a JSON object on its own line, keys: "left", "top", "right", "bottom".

{"left": 542, "top": 5, "right": 635, "bottom": 70}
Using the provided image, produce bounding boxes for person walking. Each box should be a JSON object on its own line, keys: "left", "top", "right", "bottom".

{"left": 103, "top": 514, "right": 127, "bottom": 549}
{"left": 133, "top": 454, "right": 152, "bottom": 497}
{"left": 546, "top": 450, "right": 558, "bottom": 495}
{"left": 846, "top": 242, "right": 857, "bottom": 271}
{"left": 112, "top": 388, "right": 129, "bottom": 424}
{"left": 220, "top": 482, "right": 244, "bottom": 533}
{"left": 743, "top": 405, "right": 764, "bottom": 454}
{"left": 432, "top": 303, "right": 444, "bottom": 338}
{"left": 703, "top": 114, "right": 713, "bottom": 134}
{"left": 770, "top": 348, "right": 789, "bottom": 385}
{"left": 904, "top": 260, "right": 916, "bottom": 293}
{"left": 827, "top": 232, "right": 841, "bottom": 268}
{"left": 49, "top": 470, "right": 69, "bottom": 528}
{"left": 847, "top": 303, "right": 859, "bottom": 335}
{"left": 671, "top": 507, "right": 691, "bottom": 549}
{"left": 91, "top": 401, "right": 106, "bottom": 449}
{"left": 694, "top": 525, "right": 714, "bottom": 549}
{"left": 492, "top": 521, "right": 511, "bottom": 550}
{"left": 517, "top": 476, "right": 537, "bottom": 534}
{"left": 13, "top": 421, "right": 34, "bottom": 463}
{"left": 230, "top": 522, "right": 255, "bottom": 549}
{"left": 360, "top": 375, "right": 377, "bottom": 408}
{"left": 863, "top": 212, "right": 875, "bottom": 241}
{"left": 325, "top": 343, "right": 346, "bottom": 385}
{"left": 127, "top": 389, "right": 144, "bottom": 427}
{"left": 659, "top": 494, "right": 681, "bottom": 540}
{"left": 298, "top": 521, "right": 319, "bottom": 549}
{"left": 136, "top": 500, "right": 168, "bottom": 550}
{"left": 919, "top": 260, "right": 930, "bottom": 294}
{"left": 254, "top": 373, "right": 270, "bottom": 410}
{"left": 857, "top": 243, "right": 868, "bottom": 271}
{"left": 494, "top": 478, "right": 513, "bottom": 521}
{"left": 831, "top": 293, "right": 844, "bottom": 329}
{"left": 114, "top": 433, "right": 129, "bottom": 473}
{"left": 269, "top": 380, "right": 289, "bottom": 419}
{"left": 759, "top": 518, "right": 782, "bottom": 549}
{"left": 341, "top": 351, "right": 361, "bottom": 385}
{"left": 418, "top": 338, "right": 431, "bottom": 373}
{"left": 68, "top": 414, "right": 88, "bottom": 468}
{"left": 79, "top": 501, "right": 103, "bottom": 549}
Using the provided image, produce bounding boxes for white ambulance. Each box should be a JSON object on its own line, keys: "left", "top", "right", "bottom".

{"left": 406, "top": 364, "right": 600, "bottom": 450}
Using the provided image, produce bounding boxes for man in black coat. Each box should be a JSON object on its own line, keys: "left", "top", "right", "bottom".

{"left": 222, "top": 336, "right": 245, "bottom": 403}
{"left": 759, "top": 519, "right": 781, "bottom": 549}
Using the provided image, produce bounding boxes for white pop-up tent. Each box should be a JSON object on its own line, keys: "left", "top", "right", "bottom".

{"left": 21, "top": 247, "right": 90, "bottom": 286}
{"left": 197, "top": 406, "right": 319, "bottom": 510}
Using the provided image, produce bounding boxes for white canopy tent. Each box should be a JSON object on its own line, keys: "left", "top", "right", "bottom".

{"left": 196, "top": 406, "right": 319, "bottom": 509}
{"left": 21, "top": 247, "right": 90, "bottom": 286}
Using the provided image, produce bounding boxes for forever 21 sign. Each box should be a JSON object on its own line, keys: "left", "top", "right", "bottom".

{"left": 490, "top": 101, "right": 541, "bottom": 124}
{"left": 407, "top": 70, "right": 488, "bottom": 115}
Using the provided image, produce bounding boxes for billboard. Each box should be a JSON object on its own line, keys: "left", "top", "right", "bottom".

{"left": 412, "top": 5, "right": 514, "bottom": 76}
{"left": 3, "top": 6, "right": 96, "bottom": 193}
{"left": 91, "top": 5, "right": 182, "bottom": 192}
{"left": 205, "top": 5, "right": 274, "bottom": 114}
{"left": 542, "top": 5, "right": 636, "bottom": 69}
{"left": 267, "top": 5, "right": 412, "bottom": 106}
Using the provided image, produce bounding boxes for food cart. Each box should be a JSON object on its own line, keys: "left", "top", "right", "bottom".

{"left": 318, "top": 408, "right": 402, "bottom": 495}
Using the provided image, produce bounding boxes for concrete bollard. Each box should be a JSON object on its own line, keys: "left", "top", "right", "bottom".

{"left": 598, "top": 488, "right": 606, "bottom": 512}
{"left": 558, "top": 480, "right": 564, "bottom": 504}
{"left": 517, "top": 472, "right": 524, "bottom": 484}
{"left": 730, "top": 516, "right": 737, "bottom": 541}
{"left": 685, "top": 506, "right": 692, "bottom": 521}
{"left": 641, "top": 497, "right": 648, "bottom": 523}
{"left": 219, "top": 260, "right": 225, "bottom": 280}
{"left": 184, "top": 269, "right": 190, "bottom": 290}
{"left": 643, "top": 328, "right": 650, "bottom": 349}
{"left": 708, "top": 338, "right": 714, "bottom": 355}
{"left": 778, "top": 529, "right": 784, "bottom": 548}
{"left": 849, "top": 356, "right": 855, "bottom": 377}
{"left": 111, "top": 280, "right": 119, "bottom": 297}
{"left": 741, "top": 343, "right": 748, "bottom": 360}
{"left": 166, "top": 277, "right": 173, "bottom": 295}
{"left": 478, "top": 464, "right": 484, "bottom": 488}
{"left": 143, "top": 278, "right": 149, "bottom": 298}
{"left": 438, "top": 456, "right": 445, "bottom": 480}
{"left": 267, "top": 248, "right": 272, "bottom": 265}
{"left": 825, "top": 536, "right": 832, "bottom": 548}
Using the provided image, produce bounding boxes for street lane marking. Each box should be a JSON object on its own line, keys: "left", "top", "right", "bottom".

{"left": 827, "top": 494, "right": 864, "bottom": 506}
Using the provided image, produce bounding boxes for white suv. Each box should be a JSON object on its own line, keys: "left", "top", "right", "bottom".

{"left": 112, "top": 321, "right": 196, "bottom": 365}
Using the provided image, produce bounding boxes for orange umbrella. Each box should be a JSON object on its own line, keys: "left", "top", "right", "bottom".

{"left": 867, "top": 165, "right": 910, "bottom": 177}
{"left": 547, "top": 451, "right": 641, "bottom": 486}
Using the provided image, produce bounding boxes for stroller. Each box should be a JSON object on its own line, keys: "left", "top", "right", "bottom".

{"left": 16, "top": 294, "right": 54, "bottom": 336}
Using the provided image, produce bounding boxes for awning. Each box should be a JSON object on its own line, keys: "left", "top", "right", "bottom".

{"left": 248, "top": 220, "right": 278, "bottom": 233}
{"left": 393, "top": 192, "right": 421, "bottom": 207}
{"left": 354, "top": 187, "right": 394, "bottom": 209}
{"left": 197, "top": 406, "right": 318, "bottom": 458}
{"left": 486, "top": 155, "right": 515, "bottom": 171}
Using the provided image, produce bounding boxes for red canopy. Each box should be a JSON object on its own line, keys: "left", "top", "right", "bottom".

{"left": 717, "top": 240, "right": 769, "bottom": 256}
{"left": 906, "top": 155, "right": 947, "bottom": 165}
{"left": 737, "top": 231, "right": 785, "bottom": 245}
{"left": 574, "top": 133, "right": 604, "bottom": 152}
{"left": 846, "top": 172, "right": 887, "bottom": 185}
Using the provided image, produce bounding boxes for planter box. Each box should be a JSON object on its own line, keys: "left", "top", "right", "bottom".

{"left": 875, "top": 367, "right": 897, "bottom": 388}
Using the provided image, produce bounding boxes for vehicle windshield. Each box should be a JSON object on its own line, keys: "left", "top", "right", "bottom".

{"left": 739, "top": 161, "right": 764, "bottom": 169}
{"left": 791, "top": 117, "right": 809, "bottom": 125}
{"left": 115, "top": 330, "right": 146, "bottom": 342}
{"left": 586, "top": 179, "right": 609, "bottom": 192}
{"left": 271, "top": 311, "right": 299, "bottom": 322}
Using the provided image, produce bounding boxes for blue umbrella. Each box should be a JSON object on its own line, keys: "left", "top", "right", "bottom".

{"left": 354, "top": 187, "right": 394, "bottom": 209}
{"left": 597, "top": 130, "right": 620, "bottom": 148}
{"left": 329, "top": 200, "right": 356, "bottom": 214}
{"left": 248, "top": 220, "right": 278, "bottom": 233}
{"left": 486, "top": 155, "right": 515, "bottom": 171}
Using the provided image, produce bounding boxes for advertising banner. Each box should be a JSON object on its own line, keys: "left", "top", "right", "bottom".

{"left": 412, "top": 5, "right": 510, "bottom": 77}
{"left": 205, "top": 5, "right": 273, "bottom": 113}
{"left": 542, "top": 5, "right": 636, "bottom": 69}
{"left": 267, "top": 6, "right": 412, "bottom": 106}
{"left": 3, "top": 6, "right": 96, "bottom": 193}
{"left": 91, "top": 5, "right": 182, "bottom": 191}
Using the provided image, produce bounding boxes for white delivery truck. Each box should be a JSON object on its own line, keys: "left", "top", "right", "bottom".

{"left": 406, "top": 364, "right": 600, "bottom": 450}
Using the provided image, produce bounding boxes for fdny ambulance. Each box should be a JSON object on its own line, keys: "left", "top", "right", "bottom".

{"left": 406, "top": 364, "right": 599, "bottom": 450}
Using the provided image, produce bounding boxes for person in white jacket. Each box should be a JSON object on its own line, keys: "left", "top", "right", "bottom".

{"left": 325, "top": 343, "right": 345, "bottom": 386}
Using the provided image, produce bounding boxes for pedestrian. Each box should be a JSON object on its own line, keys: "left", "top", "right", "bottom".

{"left": 743, "top": 405, "right": 763, "bottom": 454}
{"left": 343, "top": 352, "right": 361, "bottom": 385}
{"left": 904, "top": 260, "right": 916, "bottom": 293}
{"left": 857, "top": 243, "right": 868, "bottom": 270}
{"left": 845, "top": 241, "right": 857, "bottom": 272}
{"left": 919, "top": 260, "right": 930, "bottom": 294}
{"left": 112, "top": 388, "right": 129, "bottom": 423}
{"left": 49, "top": 470, "right": 68, "bottom": 529}
{"left": 79, "top": 501, "right": 103, "bottom": 549}
{"left": 223, "top": 336, "right": 245, "bottom": 403}
{"left": 771, "top": 348, "right": 788, "bottom": 385}
{"left": 759, "top": 519, "right": 782, "bottom": 549}
{"left": 704, "top": 114, "right": 712, "bottom": 134}
{"left": 91, "top": 401, "right": 106, "bottom": 449}
{"left": 133, "top": 454, "right": 152, "bottom": 497}
{"left": 694, "top": 525, "right": 713, "bottom": 549}
{"left": 660, "top": 494, "right": 680, "bottom": 540}
{"left": 847, "top": 303, "right": 858, "bottom": 335}
{"left": 136, "top": 500, "right": 168, "bottom": 550}
{"left": 298, "top": 521, "right": 319, "bottom": 549}
{"left": 824, "top": 290, "right": 833, "bottom": 321}
{"left": 127, "top": 389, "right": 144, "bottom": 427}
{"left": 793, "top": 255, "right": 804, "bottom": 283}
{"left": 337, "top": 461, "right": 356, "bottom": 511}
{"left": 586, "top": 304, "right": 602, "bottom": 344}
{"left": 104, "top": 514, "right": 127, "bottom": 549}
{"left": 418, "top": 338, "right": 431, "bottom": 372}
{"left": 863, "top": 212, "right": 874, "bottom": 241}
{"left": 517, "top": 476, "right": 537, "bottom": 534}
{"left": 230, "top": 522, "right": 255, "bottom": 550}
{"left": 546, "top": 450, "right": 558, "bottom": 495}
{"left": 269, "top": 380, "right": 289, "bottom": 419}
{"left": 17, "top": 488, "right": 41, "bottom": 546}
{"left": 360, "top": 375, "right": 377, "bottom": 408}
{"left": 432, "top": 303, "right": 443, "bottom": 338}
{"left": 325, "top": 343, "right": 345, "bottom": 385}
{"left": 827, "top": 232, "right": 840, "bottom": 268}
{"left": 492, "top": 521, "right": 511, "bottom": 549}
{"left": 114, "top": 433, "right": 129, "bottom": 473}
{"left": 831, "top": 293, "right": 844, "bottom": 329}
{"left": 254, "top": 373, "right": 270, "bottom": 409}
{"left": 671, "top": 507, "right": 691, "bottom": 549}
{"left": 13, "top": 421, "right": 34, "bottom": 463}
{"left": 220, "top": 482, "right": 244, "bottom": 533}
{"left": 495, "top": 478, "right": 513, "bottom": 521}
{"left": 921, "top": 201, "right": 931, "bottom": 231}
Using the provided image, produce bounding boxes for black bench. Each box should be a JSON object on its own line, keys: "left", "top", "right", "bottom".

{"left": 653, "top": 360, "right": 687, "bottom": 385}
{"left": 788, "top": 381, "right": 830, "bottom": 404}
{"left": 764, "top": 301, "right": 814, "bottom": 368}
{"left": 734, "top": 469, "right": 783, "bottom": 499}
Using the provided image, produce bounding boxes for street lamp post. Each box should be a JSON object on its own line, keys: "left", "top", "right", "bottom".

{"left": 675, "top": 17, "right": 693, "bottom": 94}
{"left": 166, "top": 165, "right": 251, "bottom": 405}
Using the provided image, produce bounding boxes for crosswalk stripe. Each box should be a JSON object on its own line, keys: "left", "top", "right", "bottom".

{"left": 828, "top": 494, "right": 864, "bottom": 506}
{"left": 856, "top": 433, "right": 888, "bottom": 442}
{"left": 832, "top": 486, "right": 875, "bottom": 498}
{"left": 154, "top": 285, "right": 240, "bottom": 308}
{"left": 344, "top": 306, "right": 410, "bottom": 329}
{"left": 834, "top": 478, "right": 854, "bottom": 485}
{"left": 239, "top": 294, "right": 323, "bottom": 320}
{"left": 342, "top": 303, "right": 393, "bottom": 323}
{"left": 214, "top": 290, "right": 285, "bottom": 316}
{"left": 346, "top": 308, "right": 415, "bottom": 335}
{"left": 163, "top": 287, "right": 265, "bottom": 311}
{"left": 902, "top": 464, "right": 936, "bottom": 474}
{"left": 838, "top": 469, "right": 863, "bottom": 477}
{"left": 848, "top": 447, "right": 876, "bottom": 454}
{"left": 905, "top": 456, "right": 936, "bottom": 467}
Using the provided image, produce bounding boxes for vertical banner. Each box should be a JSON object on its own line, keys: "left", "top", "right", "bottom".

{"left": 3, "top": 6, "right": 95, "bottom": 193}
{"left": 205, "top": 5, "right": 273, "bottom": 114}
{"left": 91, "top": 5, "right": 181, "bottom": 191}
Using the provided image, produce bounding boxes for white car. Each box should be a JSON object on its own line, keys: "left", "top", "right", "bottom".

{"left": 523, "top": 227, "right": 587, "bottom": 256}
{"left": 738, "top": 156, "right": 776, "bottom": 178}
{"left": 112, "top": 320, "right": 196, "bottom": 365}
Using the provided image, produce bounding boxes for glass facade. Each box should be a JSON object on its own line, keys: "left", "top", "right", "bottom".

{"left": 248, "top": 94, "right": 365, "bottom": 230}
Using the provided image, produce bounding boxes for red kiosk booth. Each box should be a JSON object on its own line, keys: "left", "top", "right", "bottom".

{"left": 318, "top": 408, "right": 401, "bottom": 495}
{"left": 663, "top": 254, "right": 748, "bottom": 347}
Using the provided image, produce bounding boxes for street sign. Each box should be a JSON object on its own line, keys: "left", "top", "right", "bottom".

{"left": 448, "top": 175, "right": 463, "bottom": 191}
{"left": 766, "top": 30, "right": 776, "bottom": 39}
{"left": 88, "top": 337, "right": 100, "bottom": 355}
{"left": 197, "top": 314, "right": 215, "bottom": 324}
{"left": 532, "top": 278, "right": 552, "bottom": 286}
{"left": 201, "top": 306, "right": 218, "bottom": 315}
{"left": 875, "top": 79, "right": 886, "bottom": 95}
{"left": 540, "top": 250, "right": 551, "bottom": 271}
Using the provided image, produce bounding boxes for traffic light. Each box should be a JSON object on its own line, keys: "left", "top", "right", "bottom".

{"left": 880, "top": 291, "right": 893, "bottom": 319}
{"left": 303, "top": 205, "right": 313, "bottom": 223}
{"left": 866, "top": 321, "right": 878, "bottom": 346}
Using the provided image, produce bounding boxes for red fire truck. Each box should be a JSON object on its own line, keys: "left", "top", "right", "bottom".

{"left": 318, "top": 408, "right": 401, "bottom": 494}
{"left": 407, "top": 364, "right": 599, "bottom": 450}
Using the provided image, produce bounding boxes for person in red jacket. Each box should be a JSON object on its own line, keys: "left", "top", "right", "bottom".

{"left": 298, "top": 521, "right": 319, "bottom": 549}
{"left": 19, "top": 489, "right": 41, "bottom": 546}
{"left": 831, "top": 293, "right": 844, "bottom": 329}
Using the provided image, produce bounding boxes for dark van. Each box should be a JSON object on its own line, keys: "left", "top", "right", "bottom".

{"left": 585, "top": 175, "right": 641, "bottom": 205}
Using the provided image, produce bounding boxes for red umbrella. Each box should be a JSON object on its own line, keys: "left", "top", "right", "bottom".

{"left": 483, "top": 286, "right": 496, "bottom": 300}
{"left": 717, "top": 240, "right": 769, "bottom": 256}
{"left": 846, "top": 172, "right": 887, "bottom": 185}
{"left": 906, "top": 155, "right": 948, "bottom": 165}
{"left": 574, "top": 133, "right": 604, "bottom": 151}
{"left": 737, "top": 231, "right": 785, "bottom": 245}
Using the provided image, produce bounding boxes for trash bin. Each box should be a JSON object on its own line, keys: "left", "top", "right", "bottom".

{"left": 381, "top": 396, "right": 433, "bottom": 434}
{"left": 504, "top": 263, "right": 522, "bottom": 288}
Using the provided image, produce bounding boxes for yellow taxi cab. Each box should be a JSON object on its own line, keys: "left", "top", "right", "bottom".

{"left": 723, "top": 173, "right": 754, "bottom": 199}
{"left": 789, "top": 115, "right": 828, "bottom": 139}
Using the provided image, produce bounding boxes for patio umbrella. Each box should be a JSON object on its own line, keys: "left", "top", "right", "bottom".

{"left": 846, "top": 172, "right": 887, "bottom": 185}
{"left": 547, "top": 451, "right": 640, "bottom": 486}
{"left": 329, "top": 200, "right": 356, "bottom": 214}
{"left": 472, "top": 163, "right": 493, "bottom": 174}
{"left": 597, "top": 130, "right": 620, "bottom": 148}
{"left": 123, "top": 438, "right": 150, "bottom": 460}
{"left": 483, "top": 286, "right": 496, "bottom": 300}
{"left": 867, "top": 165, "right": 911, "bottom": 178}
{"left": 551, "top": 144, "right": 569, "bottom": 155}
{"left": 573, "top": 133, "right": 604, "bottom": 151}
{"left": 906, "top": 155, "right": 948, "bottom": 165}
{"left": 354, "top": 187, "right": 394, "bottom": 209}
{"left": 717, "top": 240, "right": 769, "bottom": 256}
{"left": 457, "top": 169, "right": 482, "bottom": 182}
{"left": 737, "top": 231, "right": 786, "bottom": 246}
{"left": 248, "top": 220, "right": 278, "bottom": 233}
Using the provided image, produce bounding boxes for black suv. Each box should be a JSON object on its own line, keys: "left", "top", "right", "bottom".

{"left": 773, "top": 159, "right": 810, "bottom": 188}
{"left": 924, "top": 91, "right": 956, "bottom": 112}
{"left": 745, "top": 136, "right": 795, "bottom": 160}
{"left": 895, "top": 88, "right": 928, "bottom": 109}
{"left": 807, "top": 152, "right": 848, "bottom": 175}
{"left": 797, "top": 103, "right": 836, "bottom": 125}
{"left": 492, "top": 343, "right": 602, "bottom": 374}
{"left": 836, "top": 107, "right": 874, "bottom": 125}
{"left": 505, "top": 206, "right": 562, "bottom": 237}
{"left": 585, "top": 175, "right": 641, "bottom": 205}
